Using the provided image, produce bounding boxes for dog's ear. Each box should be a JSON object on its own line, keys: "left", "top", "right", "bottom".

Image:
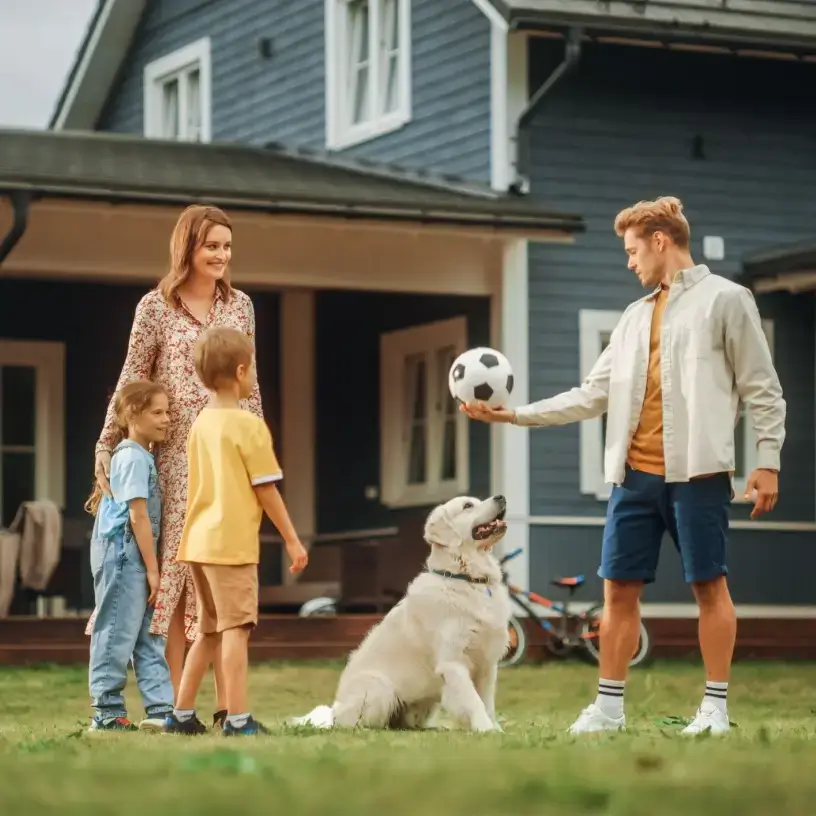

{"left": 423, "top": 507, "right": 448, "bottom": 549}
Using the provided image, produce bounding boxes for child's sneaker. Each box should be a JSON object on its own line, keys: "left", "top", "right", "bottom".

{"left": 163, "top": 712, "right": 207, "bottom": 735}
{"left": 88, "top": 716, "right": 138, "bottom": 733}
{"left": 222, "top": 715, "right": 269, "bottom": 736}
{"left": 213, "top": 709, "right": 228, "bottom": 730}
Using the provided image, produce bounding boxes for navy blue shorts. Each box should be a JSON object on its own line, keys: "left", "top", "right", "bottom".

{"left": 599, "top": 467, "right": 731, "bottom": 585}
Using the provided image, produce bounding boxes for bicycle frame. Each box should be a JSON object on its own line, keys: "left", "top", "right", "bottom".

{"left": 501, "top": 548, "right": 597, "bottom": 643}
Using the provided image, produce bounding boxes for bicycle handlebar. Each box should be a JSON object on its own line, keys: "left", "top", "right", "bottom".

{"left": 499, "top": 547, "right": 523, "bottom": 565}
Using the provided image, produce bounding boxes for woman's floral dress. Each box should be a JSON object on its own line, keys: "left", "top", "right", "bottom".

{"left": 86, "top": 287, "right": 263, "bottom": 642}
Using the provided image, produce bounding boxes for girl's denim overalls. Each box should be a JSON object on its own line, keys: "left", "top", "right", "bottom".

{"left": 87, "top": 440, "right": 173, "bottom": 722}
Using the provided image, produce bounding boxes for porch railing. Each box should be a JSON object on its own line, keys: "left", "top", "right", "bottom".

{"left": 259, "top": 526, "right": 400, "bottom": 613}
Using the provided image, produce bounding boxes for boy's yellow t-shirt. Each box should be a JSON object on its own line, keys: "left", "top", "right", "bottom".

{"left": 177, "top": 408, "right": 282, "bottom": 566}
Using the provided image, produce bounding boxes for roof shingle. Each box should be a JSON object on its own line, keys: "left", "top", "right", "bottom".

{"left": 0, "top": 129, "right": 583, "bottom": 236}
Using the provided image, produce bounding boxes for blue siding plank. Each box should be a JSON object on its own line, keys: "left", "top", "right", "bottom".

{"left": 98, "top": 0, "right": 491, "bottom": 182}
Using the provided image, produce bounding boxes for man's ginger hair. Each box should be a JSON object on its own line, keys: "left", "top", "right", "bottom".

{"left": 614, "top": 196, "right": 691, "bottom": 249}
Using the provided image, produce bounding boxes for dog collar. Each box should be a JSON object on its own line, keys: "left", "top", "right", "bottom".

{"left": 431, "top": 569, "right": 493, "bottom": 586}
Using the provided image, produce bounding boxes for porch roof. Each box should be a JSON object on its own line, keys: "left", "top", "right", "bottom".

{"left": 487, "top": 0, "right": 816, "bottom": 50}
{"left": 741, "top": 238, "right": 816, "bottom": 294}
{"left": 0, "top": 129, "right": 583, "bottom": 237}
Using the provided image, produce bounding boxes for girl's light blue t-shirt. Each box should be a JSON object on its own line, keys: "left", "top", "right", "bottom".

{"left": 94, "top": 443, "right": 156, "bottom": 539}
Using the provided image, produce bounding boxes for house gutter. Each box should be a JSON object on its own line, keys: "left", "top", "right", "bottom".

{"left": 512, "top": 25, "right": 582, "bottom": 194}
{"left": 0, "top": 191, "right": 32, "bottom": 266}
{"left": 0, "top": 182, "right": 585, "bottom": 237}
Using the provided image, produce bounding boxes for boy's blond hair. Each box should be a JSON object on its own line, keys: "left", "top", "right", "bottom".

{"left": 194, "top": 326, "right": 254, "bottom": 390}
{"left": 614, "top": 196, "right": 691, "bottom": 249}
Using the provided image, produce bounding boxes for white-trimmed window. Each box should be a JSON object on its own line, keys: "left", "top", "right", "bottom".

{"left": 577, "top": 309, "right": 775, "bottom": 501}
{"left": 380, "top": 317, "right": 468, "bottom": 508}
{"left": 144, "top": 38, "right": 212, "bottom": 142}
{"left": 0, "top": 341, "right": 65, "bottom": 527}
{"left": 325, "top": 0, "right": 412, "bottom": 150}
{"left": 578, "top": 310, "right": 618, "bottom": 500}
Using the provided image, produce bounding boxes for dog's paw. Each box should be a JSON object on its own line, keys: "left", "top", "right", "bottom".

{"left": 471, "top": 716, "right": 499, "bottom": 733}
{"left": 491, "top": 720, "right": 504, "bottom": 733}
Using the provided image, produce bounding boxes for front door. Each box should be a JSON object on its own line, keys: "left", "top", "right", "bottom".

{"left": 0, "top": 341, "right": 65, "bottom": 527}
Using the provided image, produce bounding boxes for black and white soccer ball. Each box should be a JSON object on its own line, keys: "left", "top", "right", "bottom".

{"left": 448, "top": 347, "right": 514, "bottom": 408}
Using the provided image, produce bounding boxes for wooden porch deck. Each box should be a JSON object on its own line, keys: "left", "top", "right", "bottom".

{"left": 1, "top": 614, "right": 815, "bottom": 666}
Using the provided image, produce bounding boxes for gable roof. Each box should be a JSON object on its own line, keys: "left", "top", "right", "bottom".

{"left": 51, "top": 0, "right": 146, "bottom": 131}
{"left": 488, "top": 0, "right": 816, "bottom": 50}
{"left": 0, "top": 129, "right": 583, "bottom": 236}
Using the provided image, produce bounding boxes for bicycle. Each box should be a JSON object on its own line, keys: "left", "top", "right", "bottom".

{"left": 498, "top": 547, "right": 652, "bottom": 669}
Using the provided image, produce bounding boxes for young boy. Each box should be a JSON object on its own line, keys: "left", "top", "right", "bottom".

{"left": 164, "top": 326, "right": 308, "bottom": 736}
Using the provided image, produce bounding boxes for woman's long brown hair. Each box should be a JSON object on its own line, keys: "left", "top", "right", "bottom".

{"left": 84, "top": 380, "right": 168, "bottom": 516}
{"left": 157, "top": 205, "right": 234, "bottom": 306}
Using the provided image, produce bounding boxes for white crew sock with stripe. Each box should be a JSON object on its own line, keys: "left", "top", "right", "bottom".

{"left": 703, "top": 681, "right": 728, "bottom": 714}
{"left": 594, "top": 678, "right": 625, "bottom": 719}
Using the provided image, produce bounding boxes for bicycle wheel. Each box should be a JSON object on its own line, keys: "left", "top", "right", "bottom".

{"left": 499, "top": 616, "right": 527, "bottom": 668}
{"left": 579, "top": 604, "right": 653, "bottom": 668}
{"left": 298, "top": 597, "right": 338, "bottom": 617}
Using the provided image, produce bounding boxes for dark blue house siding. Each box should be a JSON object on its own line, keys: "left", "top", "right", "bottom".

{"left": 97, "top": 0, "right": 491, "bottom": 182}
{"left": 529, "top": 525, "right": 815, "bottom": 606}
{"left": 335, "top": 0, "right": 491, "bottom": 182}
{"left": 520, "top": 38, "right": 816, "bottom": 604}
{"left": 524, "top": 38, "right": 816, "bottom": 524}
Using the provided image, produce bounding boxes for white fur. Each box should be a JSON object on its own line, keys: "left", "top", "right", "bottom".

{"left": 290, "top": 495, "right": 512, "bottom": 732}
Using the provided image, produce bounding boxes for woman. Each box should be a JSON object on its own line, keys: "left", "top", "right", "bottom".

{"left": 89, "top": 205, "right": 264, "bottom": 723}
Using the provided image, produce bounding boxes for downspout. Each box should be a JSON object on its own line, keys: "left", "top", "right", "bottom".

{"left": 0, "top": 191, "right": 32, "bottom": 266}
{"left": 512, "top": 26, "right": 582, "bottom": 195}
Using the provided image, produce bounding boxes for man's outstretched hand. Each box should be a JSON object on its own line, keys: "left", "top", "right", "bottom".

{"left": 459, "top": 401, "right": 516, "bottom": 424}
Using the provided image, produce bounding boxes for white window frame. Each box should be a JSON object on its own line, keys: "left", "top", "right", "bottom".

{"left": 577, "top": 309, "right": 775, "bottom": 502}
{"left": 380, "top": 317, "right": 468, "bottom": 508}
{"left": 0, "top": 341, "right": 65, "bottom": 522}
{"left": 143, "top": 37, "right": 212, "bottom": 142}
{"left": 325, "top": 0, "right": 412, "bottom": 150}
{"left": 578, "top": 310, "right": 619, "bottom": 500}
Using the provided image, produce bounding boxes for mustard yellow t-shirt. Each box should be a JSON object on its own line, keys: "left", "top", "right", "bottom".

{"left": 627, "top": 286, "right": 669, "bottom": 475}
{"left": 177, "top": 408, "right": 282, "bottom": 565}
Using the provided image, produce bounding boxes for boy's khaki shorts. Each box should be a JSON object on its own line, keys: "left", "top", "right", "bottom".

{"left": 189, "top": 563, "right": 259, "bottom": 634}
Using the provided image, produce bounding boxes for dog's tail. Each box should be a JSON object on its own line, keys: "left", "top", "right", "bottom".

{"left": 332, "top": 672, "right": 400, "bottom": 729}
{"left": 287, "top": 704, "right": 335, "bottom": 729}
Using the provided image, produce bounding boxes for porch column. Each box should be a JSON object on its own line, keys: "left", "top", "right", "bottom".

{"left": 280, "top": 289, "right": 316, "bottom": 584}
{"left": 491, "top": 238, "right": 530, "bottom": 592}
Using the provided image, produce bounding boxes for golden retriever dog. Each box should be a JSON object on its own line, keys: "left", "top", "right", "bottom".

{"left": 290, "top": 495, "right": 511, "bottom": 732}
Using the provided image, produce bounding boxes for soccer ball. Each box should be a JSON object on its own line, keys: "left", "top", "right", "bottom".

{"left": 448, "top": 347, "right": 514, "bottom": 408}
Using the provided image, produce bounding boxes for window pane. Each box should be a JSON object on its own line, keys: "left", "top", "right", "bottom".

{"left": 1, "top": 366, "right": 35, "bottom": 447}
{"left": 353, "top": 66, "right": 370, "bottom": 124}
{"left": 348, "top": 0, "right": 370, "bottom": 123}
{"left": 407, "top": 423, "right": 426, "bottom": 485}
{"left": 384, "top": 54, "right": 399, "bottom": 114}
{"left": 186, "top": 68, "right": 201, "bottom": 141}
{"left": 2, "top": 451, "right": 35, "bottom": 528}
{"left": 381, "top": 0, "right": 400, "bottom": 114}
{"left": 599, "top": 332, "right": 611, "bottom": 449}
{"left": 405, "top": 353, "right": 426, "bottom": 485}
{"left": 162, "top": 78, "right": 180, "bottom": 138}
{"left": 734, "top": 412, "right": 746, "bottom": 479}
{"left": 437, "top": 346, "right": 457, "bottom": 482}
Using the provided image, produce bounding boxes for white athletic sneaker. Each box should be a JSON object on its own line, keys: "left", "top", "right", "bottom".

{"left": 681, "top": 701, "right": 730, "bottom": 736}
{"left": 138, "top": 716, "right": 167, "bottom": 733}
{"left": 568, "top": 703, "right": 626, "bottom": 735}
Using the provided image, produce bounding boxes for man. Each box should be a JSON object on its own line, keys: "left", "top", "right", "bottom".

{"left": 462, "top": 196, "right": 785, "bottom": 736}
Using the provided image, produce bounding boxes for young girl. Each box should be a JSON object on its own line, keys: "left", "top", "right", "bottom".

{"left": 85, "top": 379, "right": 175, "bottom": 732}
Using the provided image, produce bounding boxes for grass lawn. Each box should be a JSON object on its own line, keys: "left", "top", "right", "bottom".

{"left": 1, "top": 659, "right": 816, "bottom": 815}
